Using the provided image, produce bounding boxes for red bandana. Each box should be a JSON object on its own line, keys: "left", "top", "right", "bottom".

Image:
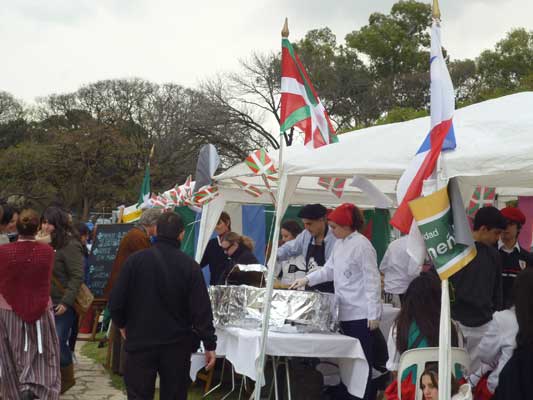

{"left": 327, "top": 203, "right": 356, "bottom": 227}
{"left": 0, "top": 241, "right": 54, "bottom": 323}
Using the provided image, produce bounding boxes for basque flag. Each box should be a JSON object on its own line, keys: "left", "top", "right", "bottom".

{"left": 391, "top": 20, "right": 456, "bottom": 234}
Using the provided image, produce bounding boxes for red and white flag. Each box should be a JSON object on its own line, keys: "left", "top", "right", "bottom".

{"left": 317, "top": 177, "right": 346, "bottom": 199}
{"left": 280, "top": 37, "right": 338, "bottom": 148}
{"left": 390, "top": 19, "right": 457, "bottom": 262}
{"left": 232, "top": 178, "right": 263, "bottom": 198}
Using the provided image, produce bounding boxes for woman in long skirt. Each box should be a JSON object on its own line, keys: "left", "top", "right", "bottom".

{"left": 0, "top": 209, "right": 61, "bottom": 400}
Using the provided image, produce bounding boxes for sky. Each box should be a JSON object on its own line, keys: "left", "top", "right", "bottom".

{"left": 0, "top": 0, "right": 532, "bottom": 102}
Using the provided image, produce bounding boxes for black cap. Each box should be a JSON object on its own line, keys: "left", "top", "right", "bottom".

{"left": 474, "top": 206, "right": 507, "bottom": 231}
{"left": 298, "top": 204, "right": 327, "bottom": 220}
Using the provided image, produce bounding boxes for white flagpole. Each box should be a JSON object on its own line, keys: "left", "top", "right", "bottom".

{"left": 253, "top": 19, "right": 289, "bottom": 400}
{"left": 432, "top": 1, "right": 452, "bottom": 398}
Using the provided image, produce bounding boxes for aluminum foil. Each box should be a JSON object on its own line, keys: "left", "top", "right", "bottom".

{"left": 209, "top": 285, "right": 338, "bottom": 333}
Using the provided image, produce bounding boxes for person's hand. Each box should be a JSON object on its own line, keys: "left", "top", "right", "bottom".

{"left": 120, "top": 328, "right": 127, "bottom": 340}
{"left": 367, "top": 319, "right": 380, "bottom": 330}
{"left": 205, "top": 350, "right": 216, "bottom": 371}
{"left": 289, "top": 277, "right": 309, "bottom": 290}
{"left": 54, "top": 304, "right": 67, "bottom": 316}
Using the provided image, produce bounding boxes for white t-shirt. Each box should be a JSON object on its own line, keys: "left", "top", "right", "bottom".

{"left": 379, "top": 236, "right": 422, "bottom": 295}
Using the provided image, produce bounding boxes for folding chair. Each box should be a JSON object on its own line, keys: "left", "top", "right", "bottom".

{"left": 397, "top": 347, "right": 470, "bottom": 400}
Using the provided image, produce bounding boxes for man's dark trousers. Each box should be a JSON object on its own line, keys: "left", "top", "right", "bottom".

{"left": 124, "top": 341, "right": 192, "bottom": 400}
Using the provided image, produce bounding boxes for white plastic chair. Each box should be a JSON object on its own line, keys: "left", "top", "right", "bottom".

{"left": 397, "top": 347, "right": 470, "bottom": 400}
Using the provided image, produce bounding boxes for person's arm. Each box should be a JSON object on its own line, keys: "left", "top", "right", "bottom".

{"left": 277, "top": 231, "right": 306, "bottom": 262}
{"left": 386, "top": 324, "right": 400, "bottom": 372}
{"left": 189, "top": 262, "right": 217, "bottom": 352}
{"left": 378, "top": 245, "right": 393, "bottom": 273}
{"left": 307, "top": 252, "right": 334, "bottom": 287}
{"left": 60, "top": 241, "right": 84, "bottom": 307}
{"left": 200, "top": 239, "right": 213, "bottom": 268}
{"left": 492, "top": 251, "right": 504, "bottom": 311}
{"left": 478, "top": 316, "right": 501, "bottom": 367}
{"left": 361, "top": 243, "right": 382, "bottom": 323}
{"left": 406, "top": 255, "right": 423, "bottom": 281}
{"left": 108, "top": 257, "right": 133, "bottom": 329}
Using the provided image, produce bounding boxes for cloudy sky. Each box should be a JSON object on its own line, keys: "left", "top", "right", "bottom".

{"left": 1, "top": 0, "right": 532, "bottom": 102}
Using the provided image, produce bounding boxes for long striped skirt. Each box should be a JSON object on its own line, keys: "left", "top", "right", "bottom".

{"left": 0, "top": 307, "right": 61, "bottom": 399}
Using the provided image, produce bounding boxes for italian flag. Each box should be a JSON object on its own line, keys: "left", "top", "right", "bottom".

{"left": 280, "top": 38, "right": 338, "bottom": 148}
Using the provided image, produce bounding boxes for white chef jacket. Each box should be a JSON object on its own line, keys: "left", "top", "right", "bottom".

{"left": 379, "top": 236, "right": 422, "bottom": 295}
{"left": 307, "top": 231, "right": 382, "bottom": 321}
{"left": 470, "top": 308, "right": 518, "bottom": 393}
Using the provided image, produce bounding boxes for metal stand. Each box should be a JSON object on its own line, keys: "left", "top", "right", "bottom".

{"left": 267, "top": 356, "right": 292, "bottom": 400}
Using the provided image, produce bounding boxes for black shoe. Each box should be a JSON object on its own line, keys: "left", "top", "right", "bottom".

{"left": 20, "top": 390, "right": 36, "bottom": 400}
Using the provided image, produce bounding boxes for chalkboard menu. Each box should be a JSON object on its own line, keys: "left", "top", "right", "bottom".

{"left": 87, "top": 224, "right": 134, "bottom": 297}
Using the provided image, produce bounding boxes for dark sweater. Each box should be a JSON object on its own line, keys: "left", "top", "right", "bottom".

{"left": 201, "top": 237, "right": 228, "bottom": 286}
{"left": 494, "top": 345, "right": 533, "bottom": 400}
{"left": 499, "top": 245, "right": 533, "bottom": 308}
{"left": 450, "top": 242, "right": 503, "bottom": 327}
{"left": 109, "top": 238, "right": 217, "bottom": 352}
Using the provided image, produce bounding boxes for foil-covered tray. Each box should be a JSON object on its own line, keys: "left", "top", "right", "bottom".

{"left": 209, "top": 285, "right": 338, "bottom": 333}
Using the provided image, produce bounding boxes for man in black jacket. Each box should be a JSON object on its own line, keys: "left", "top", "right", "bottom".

{"left": 450, "top": 206, "right": 506, "bottom": 372}
{"left": 110, "top": 211, "right": 217, "bottom": 400}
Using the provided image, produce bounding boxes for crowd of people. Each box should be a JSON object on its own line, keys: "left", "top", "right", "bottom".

{"left": 0, "top": 199, "right": 532, "bottom": 400}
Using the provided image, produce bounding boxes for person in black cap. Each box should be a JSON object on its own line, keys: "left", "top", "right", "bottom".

{"left": 276, "top": 203, "right": 336, "bottom": 292}
{"left": 450, "top": 205, "right": 506, "bottom": 372}
{"left": 498, "top": 206, "right": 533, "bottom": 309}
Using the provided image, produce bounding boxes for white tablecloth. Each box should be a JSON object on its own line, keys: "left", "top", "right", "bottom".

{"left": 210, "top": 327, "right": 369, "bottom": 398}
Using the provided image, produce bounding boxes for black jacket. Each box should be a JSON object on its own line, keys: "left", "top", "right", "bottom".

{"left": 450, "top": 242, "right": 503, "bottom": 327}
{"left": 109, "top": 238, "right": 217, "bottom": 352}
{"left": 494, "top": 345, "right": 533, "bottom": 400}
{"left": 201, "top": 237, "right": 227, "bottom": 285}
{"left": 219, "top": 245, "right": 260, "bottom": 286}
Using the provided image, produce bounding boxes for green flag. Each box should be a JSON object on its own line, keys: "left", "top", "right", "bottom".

{"left": 137, "top": 145, "right": 154, "bottom": 208}
{"left": 136, "top": 163, "right": 151, "bottom": 207}
{"left": 408, "top": 180, "right": 477, "bottom": 280}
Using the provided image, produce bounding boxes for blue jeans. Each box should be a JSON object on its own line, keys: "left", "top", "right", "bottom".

{"left": 55, "top": 305, "right": 76, "bottom": 367}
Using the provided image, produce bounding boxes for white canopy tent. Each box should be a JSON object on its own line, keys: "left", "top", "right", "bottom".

{"left": 198, "top": 92, "right": 533, "bottom": 262}
{"left": 194, "top": 92, "right": 533, "bottom": 396}
{"left": 279, "top": 91, "right": 533, "bottom": 190}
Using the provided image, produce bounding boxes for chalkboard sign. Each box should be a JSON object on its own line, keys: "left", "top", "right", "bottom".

{"left": 87, "top": 224, "right": 134, "bottom": 297}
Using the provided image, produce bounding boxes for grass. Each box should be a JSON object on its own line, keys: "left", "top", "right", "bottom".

{"left": 80, "top": 340, "right": 126, "bottom": 393}
{"left": 80, "top": 340, "right": 238, "bottom": 399}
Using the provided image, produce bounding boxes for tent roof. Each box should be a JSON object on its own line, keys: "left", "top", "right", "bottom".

{"left": 214, "top": 92, "right": 533, "bottom": 205}
{"left": 280, "top": 92, "right": 533, "bottom": 188}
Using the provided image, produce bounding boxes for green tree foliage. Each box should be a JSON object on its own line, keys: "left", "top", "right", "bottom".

{"left": 476, "top": 28, "right": 533, "bottom": 96}
{"left": 1, "top": 0, "right": 532, "bottom": 218}
{"left": 345, "top": 0, "right": 432, "bottom": 111}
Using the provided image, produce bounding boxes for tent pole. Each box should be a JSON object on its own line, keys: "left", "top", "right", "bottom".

{"left": 254, "top": 172, "right": 287, "bottom": 400}
{"left": 435, "top": 152, "right": 452, "bottom": 399}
